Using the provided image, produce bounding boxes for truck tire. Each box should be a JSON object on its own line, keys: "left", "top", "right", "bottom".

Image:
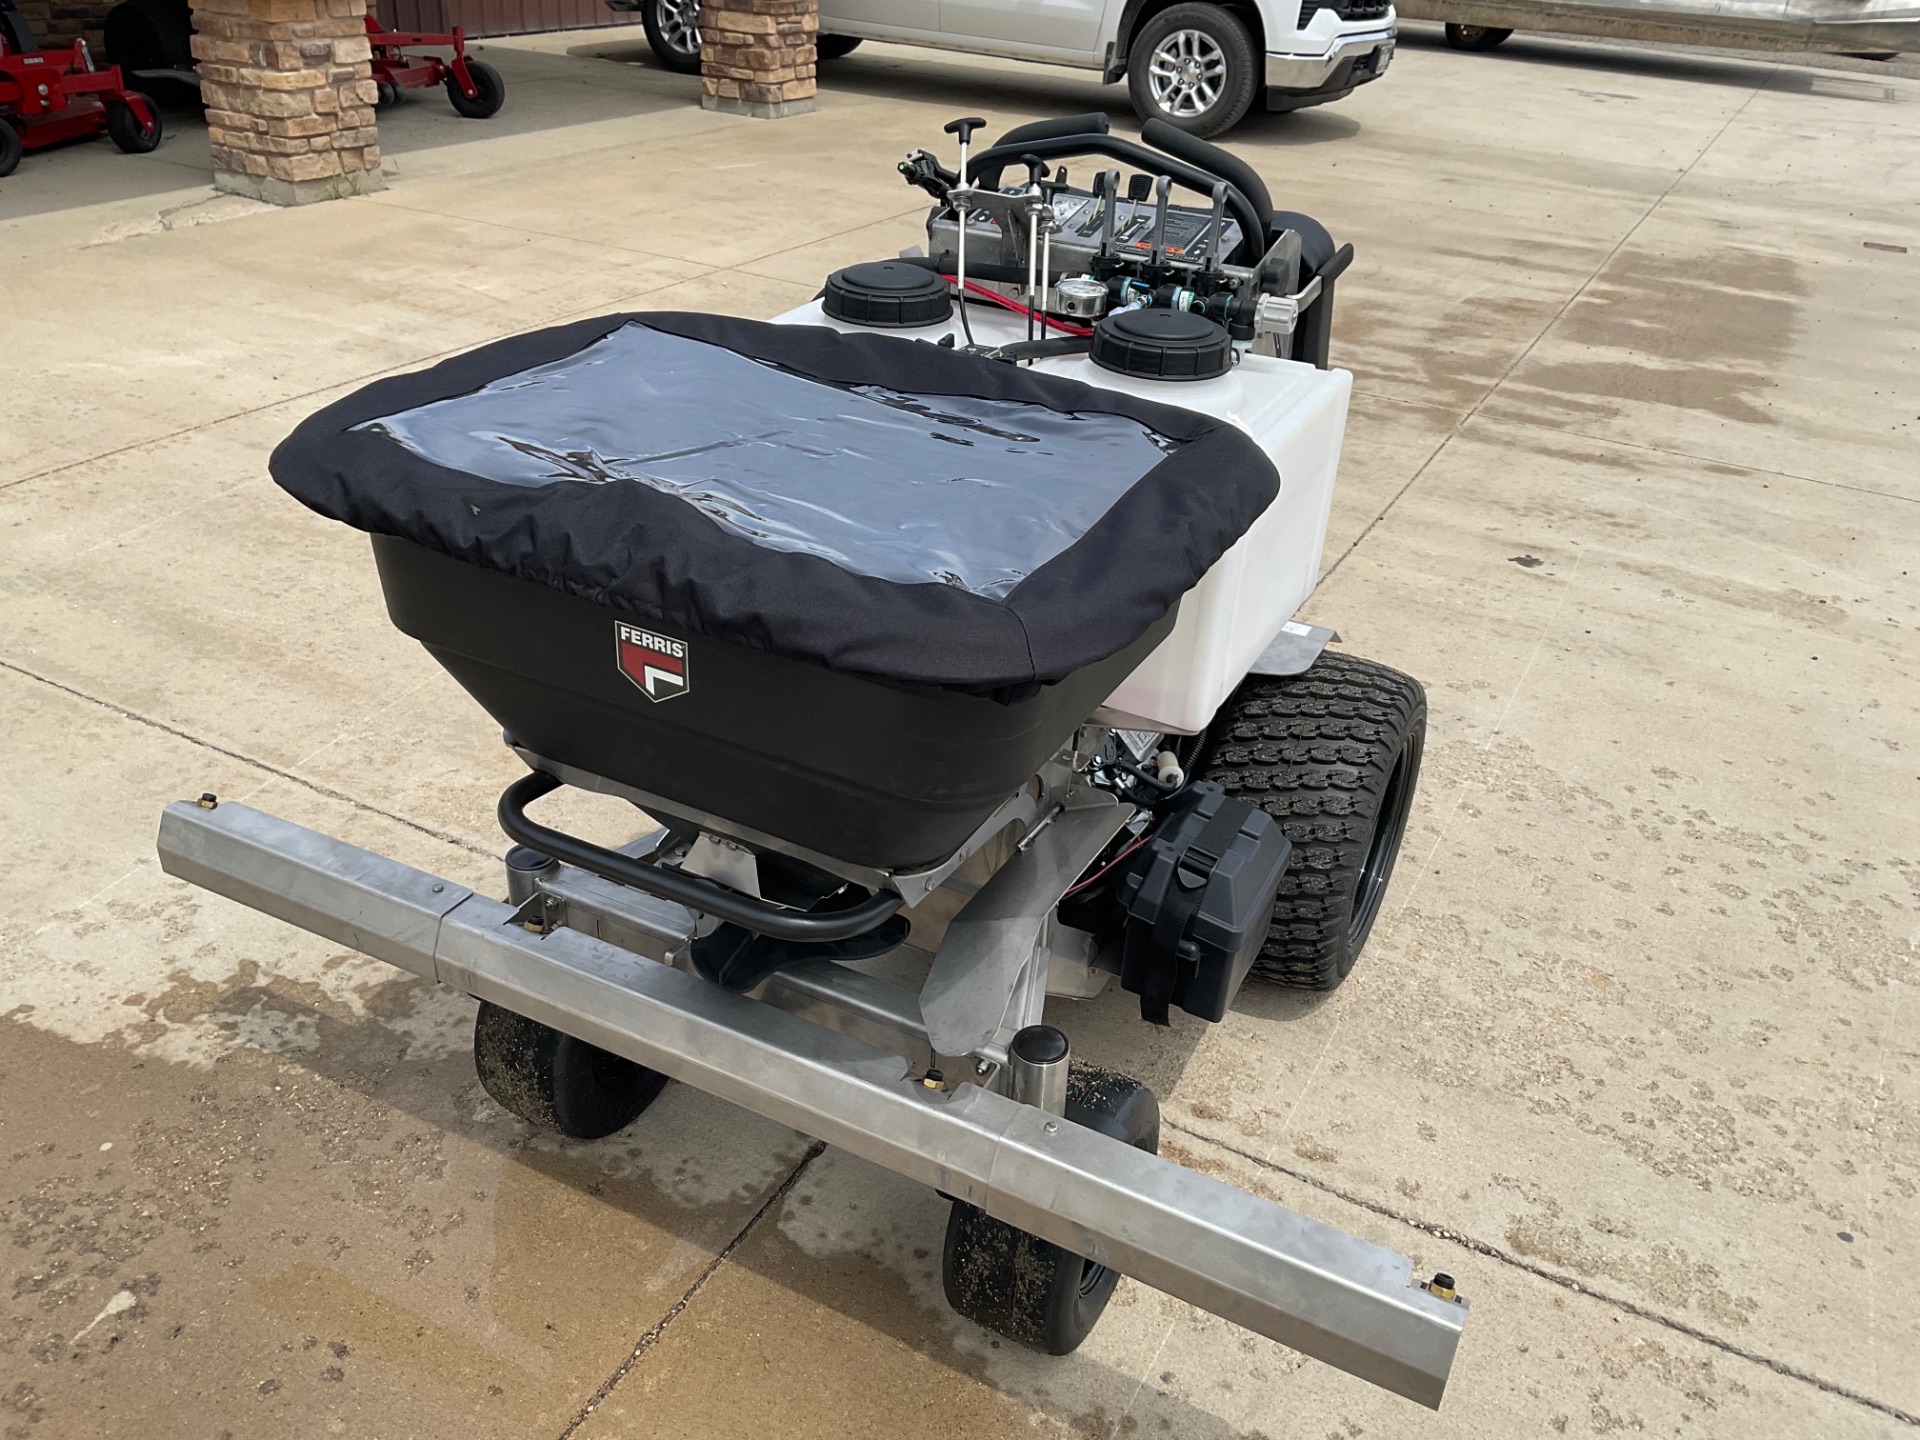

{"left": 642, "top": 0, "right": 702, "bottom": 73}
{"left": 1444, "top": 23, "right": 1512, "bottom": 50}
{"left": 0, "top": 122, "right": 21, "bottom": 179}
{"left": 1196, "top": 651, "right": 1425, "bottom": 990}
{"left": 1126, "top": 3, "right": 1260, "bottom": 140}
{"left": 816, "top": 33, "right": 862, "bottom": 58}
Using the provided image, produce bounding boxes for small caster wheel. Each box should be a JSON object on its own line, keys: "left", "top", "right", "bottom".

{"left": 375, "top": 80, "right": 398, "bottom": 107}
{"left": 942, "top": 1065, "right": 1159, "bottom": 1354}
{"left": 446, "top": 59, "right": 505, "bottom": 119}
{"left": 473, "top": 1000, "right": 668, "bottom": 1139}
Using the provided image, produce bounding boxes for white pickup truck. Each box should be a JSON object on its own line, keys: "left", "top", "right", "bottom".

{"left": 611, "top": 0, "right": 1398, "bottom": 136}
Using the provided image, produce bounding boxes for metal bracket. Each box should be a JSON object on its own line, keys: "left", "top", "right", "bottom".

{"left": 1248, "top": 619, "right": 1336, "bottom": 677}
{"left": 919, "top": 788, "right": 1130, "bottom": 1057}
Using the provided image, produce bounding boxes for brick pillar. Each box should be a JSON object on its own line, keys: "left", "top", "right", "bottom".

{"left": 698, "top": 0, "right": 815, "bottom": 120}
{"left": 192, "top": 0, "right": 385, "bottom": 206}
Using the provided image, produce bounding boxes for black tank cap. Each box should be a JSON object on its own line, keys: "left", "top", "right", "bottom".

{"left": 823, "top": 261, "right": 953, "bottom": 328}
{"left": 1089, "top": 308, "right": 1232, "bottom": 382}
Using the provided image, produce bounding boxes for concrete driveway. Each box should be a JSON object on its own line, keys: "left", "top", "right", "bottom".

{"left": 1, "top": 23, "right": 1915, "bottom": 1439}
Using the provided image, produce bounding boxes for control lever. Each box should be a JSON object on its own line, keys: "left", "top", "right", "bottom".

{"left": 1096, "top": 168, "right": 1121, "bottom": 255}
{"left": 1036, "top": 170, "right": 1070, "bottom": 341}
{"left": 1125, "top": 172, "right": 1152, "bottom": 235}
{"left": 943, "top": 117, "right": 986, "bottom": 345}
{"left": 1150, "top": 174, "right": 1172, "bottom": 267}
{"left": 1202, "top": 181, "right": 1228, "bottom": 271}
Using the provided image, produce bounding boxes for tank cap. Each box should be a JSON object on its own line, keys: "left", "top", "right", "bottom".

{"left": 1089, "top": 307, "right": 1232, "bottom": 381}
{"left": 823, "top": 261, "right": 953, "bottom": 328}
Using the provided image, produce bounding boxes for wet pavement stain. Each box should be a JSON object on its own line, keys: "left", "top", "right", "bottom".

{"left": 1498, "top": 250, "right": 1812, "bottom": 427}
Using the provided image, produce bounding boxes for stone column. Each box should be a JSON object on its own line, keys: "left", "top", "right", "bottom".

{"left": 192, "top": 0, "right": 385, "bottom": 206}
{"left": 698, "top": 0, "right": 815, "bottom": 119}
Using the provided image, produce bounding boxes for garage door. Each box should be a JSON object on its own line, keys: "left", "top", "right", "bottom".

{"left": 377, "top": 0, "right": 641, "bottom": 38}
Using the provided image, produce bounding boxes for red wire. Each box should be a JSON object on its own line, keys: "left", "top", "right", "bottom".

{"left": 945, "top": 276, "right": 1093, "bottom": 337}
{"left": 1063, "top": 830, "right": 1153, "bottom": 899}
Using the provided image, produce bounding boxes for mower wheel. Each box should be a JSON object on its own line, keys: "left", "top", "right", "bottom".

{"left": 1444, "top": 22, "right": 1513, "bottom": 50}
{"left": 1196, "top": 650, "right": 1426, "bottom": 991}
{"left": 942, "top": 1065, "right": 1158, "bottom": 1355}
{"left": 472, "top": 1000, "right": 669, "bottom": 1139}
{"left": 0, "top": 122, "right": 20, "bottom": 179}
{"left": 105, "top": 94, "right": 164, "bottom": 154}
{"left": 446, "top": 59, "right": 505, "bottom": 119}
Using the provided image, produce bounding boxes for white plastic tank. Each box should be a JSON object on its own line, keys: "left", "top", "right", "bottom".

{"left": 771, "top": 299, "right": 1352, "bottom": 734}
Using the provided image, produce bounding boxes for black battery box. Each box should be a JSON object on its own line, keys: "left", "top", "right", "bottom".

{"left": 1116, "top": 783, "right": 1291, "bottom": 1023}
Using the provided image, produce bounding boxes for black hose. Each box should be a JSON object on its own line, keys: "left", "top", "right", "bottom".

{"left": 992, "top": 113, "right": 1110, "bottom": 150}
{"left": 498, "top": 771, "right": 904, "bottom": 942}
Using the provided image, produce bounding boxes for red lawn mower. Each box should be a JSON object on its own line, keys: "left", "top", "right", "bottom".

{"left": 1, "top": 0, "right": 162, "bottom": 177}
{"left": 364, "top": 16, "right": 504, "bottom": 117}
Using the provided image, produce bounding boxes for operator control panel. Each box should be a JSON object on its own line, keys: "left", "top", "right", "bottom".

{"left": 929, "top": 183, "right": 1246, "bottom": 270}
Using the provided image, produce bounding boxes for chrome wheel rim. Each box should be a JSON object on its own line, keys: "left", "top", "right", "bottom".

{"left": 658, "top": 0, "right": 699, "bottom": 53}
{"left": 1147, "top": 28, "right": 1227, "bottom": 118}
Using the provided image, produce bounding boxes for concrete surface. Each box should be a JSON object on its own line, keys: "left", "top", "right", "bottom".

{"left": 1, "top": 21, "right": 1916, "bottom": 1440}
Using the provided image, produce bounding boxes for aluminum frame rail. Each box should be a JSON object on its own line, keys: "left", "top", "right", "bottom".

{"left": 156, "top": 799, "right": 1467, "bottom": 1408}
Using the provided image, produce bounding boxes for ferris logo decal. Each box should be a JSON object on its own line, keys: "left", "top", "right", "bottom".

{"left": 616, "top": 622, "right": 689, "bottom": 702}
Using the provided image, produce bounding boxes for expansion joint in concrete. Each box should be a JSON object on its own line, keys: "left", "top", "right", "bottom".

{"left": 557, "top": 1141, "right": 829, "bottom": 1439}
{"left": 0, "top": 656, "right": 490, "bottom": 860}
{"left": 1162, "top": 1119, "right": 1920, "bottom": 1429}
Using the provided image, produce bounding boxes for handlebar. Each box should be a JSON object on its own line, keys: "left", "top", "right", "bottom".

{"left": 965, "top": 133, "right": 1267, "bottom": 264}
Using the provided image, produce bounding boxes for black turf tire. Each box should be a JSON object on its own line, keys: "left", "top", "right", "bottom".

{"left": 0, "top": 122, "right": 20, "bottom": 179}
{"left": 473, "top": 1001, "right": 669, "bottom": 1139}
{"left": 1444, "top": 23, "right": 1513, "bottom": 50}
{"left": 1197, "top": 651, "right": 1426, "bottom": 991}
{"left": 446, "top": 59, "right": 506, "bottom": 118}
{"left": 104, "top": 94, "right": 164, "bottom": 154}
{"left": 1126, "top": 3, "right": 1260, "bottom": 140}
{"left": 816, "top": 33, "right": 862, "bottom": 58}
{"left": 642, "top": 0, "right": 702, "bottom": 74}
{"left": 942, "top": 1066, "right": 1159, "bottom": 1355}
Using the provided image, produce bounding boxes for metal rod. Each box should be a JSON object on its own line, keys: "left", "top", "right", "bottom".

{"left": 156, "top": 798, "right": 1467, "bottom": 1408}
{"left": 1151, "top": 173, "right": 1172, "bottom": 267}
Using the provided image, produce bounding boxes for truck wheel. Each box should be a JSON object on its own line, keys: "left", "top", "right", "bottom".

{"left": 0, "top": 122, "right": 20, "bottom": 179}
{"left": 642, "top": 0, "right": 702, "bottom": 74}
{"left": 942, "top": 1066, "right": 1158, "bottom": 1355}
{"left": 1444, "top": 23, "right": 1513, "bottom": 50}
{"left": 446, "top": 59, "right": 506, "bottom": 118}
{"left": 105, "top": 94, "right": 164, "bottom": 154}
{"left": 816, "top": 33, "right": 862, "bottom": 58}
{"left": 473, "top": 1000, "right": 669, "bottom": 1139}
{"left": 1196, "top": 651, "right": 1426, "bottom": 991}
{"left": 1127, "top": 3, "right": 1259, "bottom": 140}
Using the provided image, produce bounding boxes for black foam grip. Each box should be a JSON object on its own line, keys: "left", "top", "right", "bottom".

{"left": 1139, "top": 119, "right": 1274, "bottom": 233}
